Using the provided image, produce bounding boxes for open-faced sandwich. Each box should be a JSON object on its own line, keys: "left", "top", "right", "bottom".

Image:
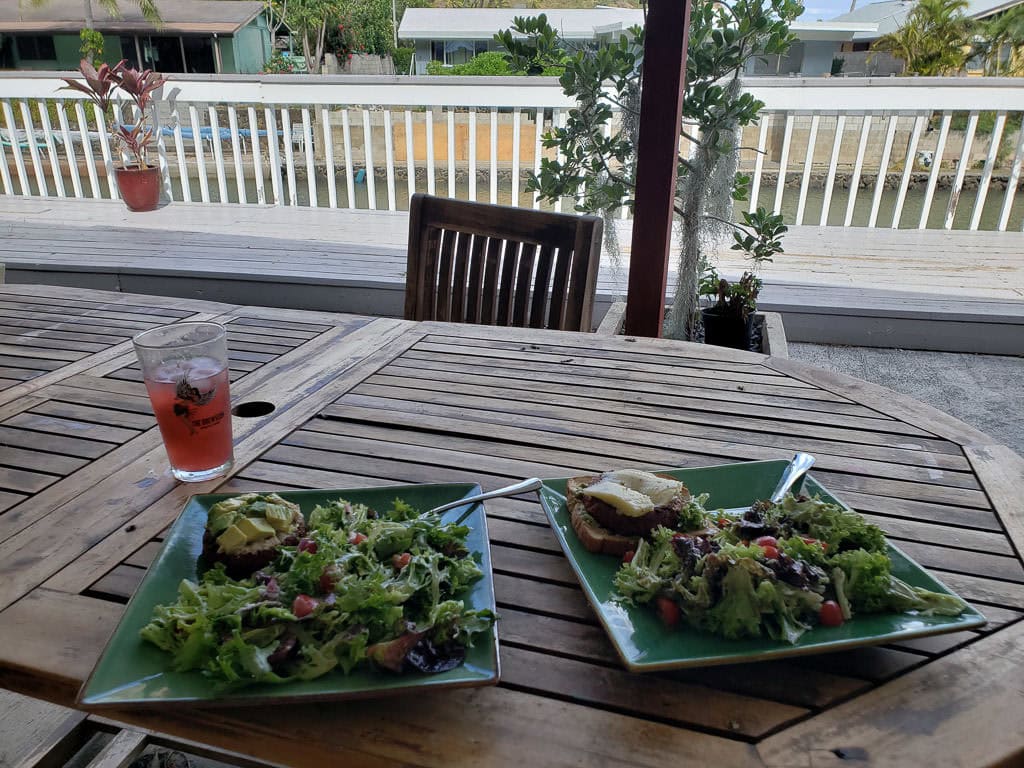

{"left": 567, "top": 469, "right": 703, "bottom": 555}
{"left": 201, "top": 492, "right": 307, "bottom": 578}
{"left": 143, "top": 495, "right": 496, "bottom": 687}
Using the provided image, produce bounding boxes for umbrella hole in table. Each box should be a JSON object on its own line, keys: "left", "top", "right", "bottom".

{"left": 232, "top": 401, "right": 276, "bottom": 418}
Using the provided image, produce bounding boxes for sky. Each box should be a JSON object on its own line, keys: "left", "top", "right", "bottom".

{"left": 799, "top": 0, "right": 867, "bottom": 20}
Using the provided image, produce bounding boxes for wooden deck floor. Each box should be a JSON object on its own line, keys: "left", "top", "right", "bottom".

{"left": 0, "top": 197, "right": 1021, "bottom": 353}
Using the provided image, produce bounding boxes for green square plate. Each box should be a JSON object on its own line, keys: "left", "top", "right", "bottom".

{"left": 538, "top": 460, "right": 987, "bottom": 671}
{"left": 79, "top": 483, "right": 499, "bottom": 708}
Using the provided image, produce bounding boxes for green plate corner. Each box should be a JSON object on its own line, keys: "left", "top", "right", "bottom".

{"left": 538, "top": 460, "right": 987, "bottom": 671}
{"left": 79, "top": 483, "right": 500, "bottom": 708}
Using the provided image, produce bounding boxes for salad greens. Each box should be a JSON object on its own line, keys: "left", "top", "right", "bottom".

{"left": 614, "top": 493, "right": 968, "bottom": 644}
{"left": 141, "top": 497, "right": 495, "bottom": 686}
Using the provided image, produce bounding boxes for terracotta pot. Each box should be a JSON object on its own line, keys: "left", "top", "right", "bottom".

{"left": 701, "top": 306, "right": 754, "bottom": 350}
{"left": 114, "top": 165, "right": 161, "bottom": 212}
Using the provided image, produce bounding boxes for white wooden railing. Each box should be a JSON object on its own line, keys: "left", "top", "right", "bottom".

{"left": 2, "top": 72, "right": 1024, "bottom": 231}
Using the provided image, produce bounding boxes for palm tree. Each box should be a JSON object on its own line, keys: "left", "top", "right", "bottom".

{"left": 871, "top": 0, "right": 972, "bottom": 75}
{"left": 977, "top": 4, "right": 1024, "bottom": 75}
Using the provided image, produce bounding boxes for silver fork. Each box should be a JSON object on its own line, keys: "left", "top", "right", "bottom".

{"left": 720, "top": 452, "right": 816, "bottom": 516}
{"left": 429, "top": 477, "right": 544, "bottom": 523}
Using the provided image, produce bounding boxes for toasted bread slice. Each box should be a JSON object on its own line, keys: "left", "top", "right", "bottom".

{"left": 201, "top": 517, "right": 307, "bottom": 579}
{"left": 568, "top": 497, "right": 638, "bottom": 556}
{"left": 201, "top": 494, "right": 307, "bottom": 578}
{"left": 566, "top": 472, "right": 690, "bottom": 556}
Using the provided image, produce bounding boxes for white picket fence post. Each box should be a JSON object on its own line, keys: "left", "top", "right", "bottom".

{"left": 1, "top": 72, "right": 1024, "bottom": 231}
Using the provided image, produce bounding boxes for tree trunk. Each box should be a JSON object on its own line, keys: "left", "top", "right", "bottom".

{"left": 303, "top": 30, "right": 316, "bottom": 74}
{"left": 269, "top": 0, "right": 288, "bottom": 38}
{"left": 84, "top": 0, "right": 94, "bottom": 29}
{"left": 315, "top": 18, "right": 327, "bottom": 74}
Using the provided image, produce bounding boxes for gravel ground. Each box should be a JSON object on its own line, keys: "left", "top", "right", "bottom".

{"left": 788, "top": 344, "right": 1024, "bottom": 456}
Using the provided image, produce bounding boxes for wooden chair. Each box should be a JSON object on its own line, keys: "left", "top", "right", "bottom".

{"left": 405, "top": 194, "right": 603, "bottom": 331}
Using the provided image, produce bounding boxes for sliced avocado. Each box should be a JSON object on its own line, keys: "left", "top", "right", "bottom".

{"left": 209, "top": 497, "right": 247, "bottom": 517}
{"left": 263, "top": 504, "right": 294, "bottom": 532}
{"left": 207, "top": 510, "right": 241, "bottom": 536}
{"left": 216, "top": 524, "right": 248, "bottom": 553}
{"left": 236, "top": 516, "right": 277, "bottom": 543}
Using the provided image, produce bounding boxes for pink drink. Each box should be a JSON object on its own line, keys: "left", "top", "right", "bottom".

{"left": 144, "top": 357, "right": 233, "bottom": 475}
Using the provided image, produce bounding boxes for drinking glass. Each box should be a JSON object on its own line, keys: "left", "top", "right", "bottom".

{"left": 133, "top": 322, "right": 234, "bottom": 482}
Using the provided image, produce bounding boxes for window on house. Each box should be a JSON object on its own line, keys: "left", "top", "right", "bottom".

{"left": 119, "top": 35, "right": 140, "bottom": 68}
{"left": 141, "top": 35, "right": 186, "bottom": 72}
{"left": 447, "top": 41, "right": 474, "bottom": 66}
{"left": 15, "top": 35, "right": 56, "bottom": 61}
{"left": 430, "top": 40, "right": 490, "bottom": 66}
{"left": 182, "top": 36, "right": 216, "bottom": 73}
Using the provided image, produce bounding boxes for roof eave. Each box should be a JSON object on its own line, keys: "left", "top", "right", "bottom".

{"left": 0, "top": 21, "right": 247, "bottom": 34}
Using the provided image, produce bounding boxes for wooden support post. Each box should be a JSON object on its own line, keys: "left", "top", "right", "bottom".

{"left": 624, "top": 0, "right": 691, "bottom": 338}
{"left": 212, "top": 34, "right": 224, "bottom": 74}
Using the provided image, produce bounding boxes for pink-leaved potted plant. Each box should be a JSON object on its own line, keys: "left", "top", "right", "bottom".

{"left": 61, "top": 60, "right": 169, "bottom": 212}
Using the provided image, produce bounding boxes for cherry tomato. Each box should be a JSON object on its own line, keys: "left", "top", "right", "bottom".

{"left": 801, "top": 536, "right": 827, "bottom": 551}
{"left": 655, "top": 596, "right": 681, "bottom": 628}
{"left": 297, "top": 538, "right": 318, "bottom": 554}
{"left": 819, "top": 600, "right": 844, "bottom": 627}
{"left": 392, "top": 552, "right": 412, "bottom": 570}
{"left": 622, "top": 550, "right": 635, "bottom": 564}
{"left": 348, "top": 531, "right": 367, "bottom": 545}
{"left": 718, "top": 518, "right": 730, "bottom": 528}
{"left": 319, "top": 564, "right": 341, "bottom": 593}
{"left": 761, "top": 544, "right": 780, "bottom": 560}
{"left": 291, "top": 594, "right": 319, "bottom": 619}
{"left": 755, "top": 535, "right": 777, "bottom": 547}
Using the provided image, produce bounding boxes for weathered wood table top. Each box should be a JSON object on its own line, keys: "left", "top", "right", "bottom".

{"left": 0, "top": 283, "right": 1021, "bottom": 767}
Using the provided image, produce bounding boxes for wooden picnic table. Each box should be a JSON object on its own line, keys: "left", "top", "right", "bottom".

{"left": 0, "top": 282, "right": 1022, "bottom": 767}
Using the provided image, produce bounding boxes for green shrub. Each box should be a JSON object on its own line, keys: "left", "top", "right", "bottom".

{"left": 392, "top": 46, "right": 415, "bottom": 74}
{"left": 427, "top": 51, "right": 513, "bottom": 76}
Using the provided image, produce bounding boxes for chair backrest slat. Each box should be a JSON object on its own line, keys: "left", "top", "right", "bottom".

{"left": 405, "top": 194, "right": 603, "bottom": 332}
{"left": 465, "top": 234, "right": 487, "bottom": 324}
{"left": 529, "top": 245, "right": 556, "bottom": 329}
{"left": 495, "top": 240, "right": 520, "bottom": 327}
{"left": 512, "top": 243, "right": 537, "bottom": 326}
{"left": 480, "top": 236, "right": 503, "bottom": 326}
{"left": 547, "top": 246, "right": 571, "bottom": 331}
{"left": 564, "top": 225, "right": 601, "bottom": 331}
{"left": 435, "top": 228, "right": 457, "bottom": 321}
{"left": 450, "top": 230, "right": 472, "bottom": 323}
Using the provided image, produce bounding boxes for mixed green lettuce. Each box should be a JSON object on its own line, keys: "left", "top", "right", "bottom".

{"left": 141, "top": 497, "right": 495, "bottom": 687}
{"left": 613, "top": 494, "right": 967, "bottom": 644}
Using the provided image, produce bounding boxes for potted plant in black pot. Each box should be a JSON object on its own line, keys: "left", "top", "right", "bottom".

{"left": 61, "top": 60, "right": 168, "bottom": 212}
{"left": 699, "top": 270, "right": 761, "bottom": 349}
{"left": 698, "top": 208, "right": 787, "bottom": 350}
